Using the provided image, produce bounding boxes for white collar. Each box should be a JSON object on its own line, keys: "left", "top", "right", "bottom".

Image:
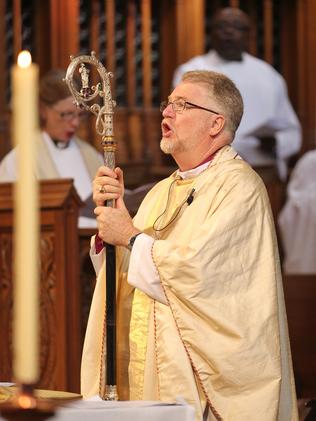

{"left": 42, "top": 131, "right": 74, "bottom": 149}
{"left": 177, "top": 160, "right": 211, "bottom": 180}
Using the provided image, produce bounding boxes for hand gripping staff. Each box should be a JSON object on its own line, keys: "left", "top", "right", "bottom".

{"left": 65, "top": 51, "right": 118, "bottom": 400}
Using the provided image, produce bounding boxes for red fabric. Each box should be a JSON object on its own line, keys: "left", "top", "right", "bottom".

{"left": 95, "top": 233, "right": 104, "bottom": 254}
{"left": 192, "top": 153, "right": 215, "bottom": 169}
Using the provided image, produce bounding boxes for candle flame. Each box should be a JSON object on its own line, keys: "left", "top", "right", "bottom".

{"left": 17, "top": 394, "right": 36, "bottom": 409}
{"left": 17, "top": 51, "right": 32, "bottom": 68}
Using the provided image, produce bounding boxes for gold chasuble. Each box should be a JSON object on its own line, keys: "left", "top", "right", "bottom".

{"left": 81, "top": 146, "right": 298, "bottom": 421}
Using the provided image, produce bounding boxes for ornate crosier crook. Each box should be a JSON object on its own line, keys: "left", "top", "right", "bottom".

{"left": 65, "top": 51, "right": 118, "bottom": 401}
{"left": 65, "top": 51, "right": 116, "bottom": 176}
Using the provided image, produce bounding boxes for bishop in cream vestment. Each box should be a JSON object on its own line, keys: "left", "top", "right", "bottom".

{"left": 81, "top": 145, "right": 298, "bottom": 421}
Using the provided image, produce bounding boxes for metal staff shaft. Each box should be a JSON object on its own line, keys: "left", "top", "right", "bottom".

{"left": 102, "top": 137, "right": 117, "bottom": 400}
{"left": 65, "top": 52, "right": 118, "bottom": 400}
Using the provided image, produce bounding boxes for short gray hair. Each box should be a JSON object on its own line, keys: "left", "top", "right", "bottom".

{"left": 39, "top": 69, "right": 79, "bottom": 106}
{"left": 181, "top": 70, "right": 243, "bottom": 137}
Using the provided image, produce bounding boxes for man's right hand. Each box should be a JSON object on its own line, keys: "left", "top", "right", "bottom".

{"left": 92, "top": 166, "right": 125, "bottom": 207}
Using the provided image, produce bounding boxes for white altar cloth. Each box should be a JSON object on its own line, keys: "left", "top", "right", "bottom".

{"left": 0, "top": 396, "right": 195, "bottom": 421}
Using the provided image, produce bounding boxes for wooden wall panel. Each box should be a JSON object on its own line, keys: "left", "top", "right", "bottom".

{"left": 126, "top": 2, "right": 136, "bottom": 108}
{"left": 105, "top": 0, "right": 116, "bottom": 79}
{"left": 160, "top": 0, "right": 177, "bottom": 98}
{"left": 263, "top": 0, "right": 273, "bottom": 65}
{"left": 0, "top": 0, "right": 316, "bottom": 172}
{"left": 0, "top": 1, "right": 10, "bottom": 161}
{"left": 50, "top": 0, "right": 79, "bottom": 69}
{"left": 247, "top": 2, "right": 258, "bottom": 56}
{"left": 34, "top": 2, "right": 52, "bottom": 76}
{"left": 141, "top": 0, "right": 152, "bottom": 107}
{"left": 280, "top": 0, "right": 299, "bottom": 114}
{"left": 296, "top": 0, "right": 316, "bottom": 152}
{"left": 175, "top": 0, "right": 205, "bottom": 65}
{"left": 90, "top": 1, "right": 101, "bottom": 58}
{"left": 13, "top": 0, "right": 22, "bottom": 60}
{"left": 0, "top": 2, "right": 6, "bottom": 112}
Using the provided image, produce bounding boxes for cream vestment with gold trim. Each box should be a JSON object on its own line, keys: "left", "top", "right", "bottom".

{"left": 81, "top": 146, "right": 298, "bottom": 421}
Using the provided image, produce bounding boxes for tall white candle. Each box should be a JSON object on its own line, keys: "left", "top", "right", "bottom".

{"left": 12, "top": 51, "right": 40, "bottom": 384}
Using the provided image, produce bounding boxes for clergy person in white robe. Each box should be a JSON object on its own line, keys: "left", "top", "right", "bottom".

{"left": 173, "top": 8, "right": 301, "bottom": 180}
{"left": 0, "top": 69, "right": 103, "bottom": 228}
{"left": 278, "top": 150, "right": 316, "bottom": 274}
{"left": 81, "top": 70, "right": 298, "bottom": 420}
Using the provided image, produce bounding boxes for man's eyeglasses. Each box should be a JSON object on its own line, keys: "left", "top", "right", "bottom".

{"left": 53, "top": 109, "right": 88, "bottom": 121}
{"left": 160, "top": 98, "right": 220, "bottom": 115}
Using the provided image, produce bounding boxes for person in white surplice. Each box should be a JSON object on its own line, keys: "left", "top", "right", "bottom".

{"left": 278, "top": 150, "right": 316, "bottom": 274}
{"left": 0, "top": 69, "right": 103, "bottom": 228}
{"left": 173, "top": 7, "right": 301, "bottom": 180}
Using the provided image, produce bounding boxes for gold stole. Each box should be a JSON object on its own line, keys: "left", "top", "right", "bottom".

{"left": 128, "top": 176, "right": 196, "bottom": 399}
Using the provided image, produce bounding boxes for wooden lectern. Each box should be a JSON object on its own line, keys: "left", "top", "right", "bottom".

{"left": 0, "top": 179, "right": 83, "bottom": 393}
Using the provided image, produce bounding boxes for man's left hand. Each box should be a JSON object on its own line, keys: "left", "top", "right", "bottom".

{"left": 94, "top": 197, "right": 140, "bottom": 247}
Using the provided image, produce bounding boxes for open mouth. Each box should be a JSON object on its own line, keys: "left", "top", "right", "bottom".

{"left": 66, "top": 131, "right": 75, "bottom": 139}
{"left": 161, "top": 120, "right": 173, "bottom": 137}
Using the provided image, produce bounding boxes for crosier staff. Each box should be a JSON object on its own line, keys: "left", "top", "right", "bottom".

{"left": 65, "top": 51, "right": 118, "bottom": 401}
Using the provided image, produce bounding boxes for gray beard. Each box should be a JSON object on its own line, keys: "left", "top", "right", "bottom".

{"left": 160, "top": 138, "right": 184, "bottom": 155}
{"left": 160, "top": 138, "right": 172, "bottom": 154}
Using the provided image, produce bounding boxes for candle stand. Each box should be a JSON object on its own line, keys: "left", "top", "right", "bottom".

{"left": 0, "top": 384, "right": 55, "bottom": 421}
